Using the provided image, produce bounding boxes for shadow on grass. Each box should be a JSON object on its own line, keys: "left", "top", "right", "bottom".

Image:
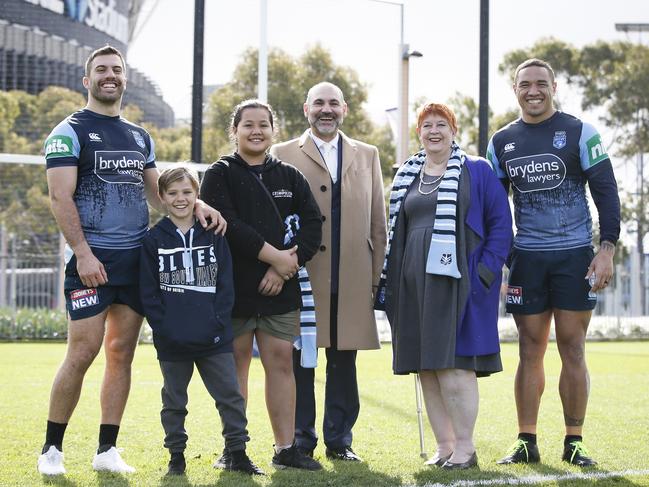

{"left": 42, "top": 474, "right": 78, "bottom": 487}
{"left": 414, "top": 461, "right": 646, "bottom": 487}
{"left": 265, "top": 459, "right": 405, "bottom": 487}
{"left": 95, "top": 471, "right": 131, "bottom": 487}
{"left": 153, "top": 469, "right": 263, "bottom": 487}
{"left": 592, "top": 476, "right": 643, "bottom": 487}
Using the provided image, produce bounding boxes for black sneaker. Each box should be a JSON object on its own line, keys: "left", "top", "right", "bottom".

{"left": 272, "top": 444, "right": 322, "bottom": 471}
{"left": 226, "top": 449, "right": 265, "bottom": 475}
{"left": 497, "top": 439, "right": 540, "bottom": 464}
{"left": 167, "top": 452, "right": 186, "bottom": 475}
{"left": 562, "top": 441, "right": 597, "bottom": 467}
{"left": 213, "top": 448, "right": 230, "bottom": 469}
{"left": 297, "top": 446, "right": 314, "bottom": 458}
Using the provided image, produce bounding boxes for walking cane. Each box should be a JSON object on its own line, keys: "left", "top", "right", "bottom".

{"left": 414, "top": 373, "right": 427, "bottom": 459}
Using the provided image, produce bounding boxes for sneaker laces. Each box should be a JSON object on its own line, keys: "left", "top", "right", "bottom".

{"left": 567, "top": 441, "right": 590, "bottom": 462}
{"left": 507, "top": 439, "right": 530, "bottom": 457}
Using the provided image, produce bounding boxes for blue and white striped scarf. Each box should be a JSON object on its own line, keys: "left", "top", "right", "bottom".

{"left": 376, "top": 142, "right": 465, "bottom": 306}
{"left": 284, "top": 214, "right": 317, "bottom": 368}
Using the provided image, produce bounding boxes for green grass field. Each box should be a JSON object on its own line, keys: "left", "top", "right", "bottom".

{"left": 1, "top": 341, "right": 648, "bottom": 486}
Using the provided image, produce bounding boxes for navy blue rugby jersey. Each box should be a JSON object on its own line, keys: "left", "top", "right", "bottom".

{"left": 44, "top": 109, "right": 156, "bottom": 249}
{"left": 487, "top": 111, "right": 609, "bottom": 251}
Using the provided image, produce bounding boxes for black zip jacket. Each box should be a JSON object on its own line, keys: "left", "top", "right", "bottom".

{"left": 139, "top": 217, "right": 234, "bottom": 361}
{"left": 200, "top": 153, "right": 322, "bottom": 318}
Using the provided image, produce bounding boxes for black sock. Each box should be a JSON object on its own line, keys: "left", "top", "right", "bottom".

{"left": 518, "top": 432, "right": 537, "bottom": 445}
{"left": 564, "top": 435, "right": 582, "bottom": 447}
{"left": 98, "top": 424, "right": 120, "bottom": 452}
{"left": 43, "top": 421, "right": 67, "bottom": 453}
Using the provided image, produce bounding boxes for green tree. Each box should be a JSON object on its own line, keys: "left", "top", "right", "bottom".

{"left": 204, "top": 44, "right": 391, "bottom": 173}
{"left": 0, "top": 91, "right": 20, "bottom": 152}
{"left": 32, "top": 87, "right": 85, "bottom": 145}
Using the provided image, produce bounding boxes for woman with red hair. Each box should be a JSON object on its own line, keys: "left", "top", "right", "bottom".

{"left": 375, "top": 102, "right": 512, "bottom": 469}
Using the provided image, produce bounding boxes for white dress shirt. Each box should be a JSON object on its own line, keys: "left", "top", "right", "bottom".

{"left": 310, "top": 132, "right": 340, "bottom": 183}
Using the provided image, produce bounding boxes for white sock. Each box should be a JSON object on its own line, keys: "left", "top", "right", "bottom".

{"left": 274, "top": 443, "right": 293, "bottom": 454}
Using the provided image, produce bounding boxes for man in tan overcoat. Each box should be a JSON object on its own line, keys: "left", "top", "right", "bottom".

{"left": 270, "top": 82, "right": 387, "bottom": 462}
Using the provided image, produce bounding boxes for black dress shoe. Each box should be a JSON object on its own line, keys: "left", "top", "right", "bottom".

{"left": 441, "top": 452, "right": 478, "bottom": 470}
{"left": 325, "top": 446, "right": 362, "bottom": 462}
{"left": 424, "top": 454, "right": 451, "bottom": 467}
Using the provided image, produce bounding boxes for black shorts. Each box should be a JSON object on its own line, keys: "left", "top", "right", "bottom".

{"left": 64, "top": 247, "right": 143, "bottom": 321}
{"left": 505, "top": 247, "right": 596, "bottom": 315}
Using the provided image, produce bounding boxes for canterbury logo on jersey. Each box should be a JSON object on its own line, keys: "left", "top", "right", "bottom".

{"left": 94, "top": 150, "right": 146, "bottom": 185}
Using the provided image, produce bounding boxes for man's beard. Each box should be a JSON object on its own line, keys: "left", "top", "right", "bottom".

{"left": 312, "top": 114, "right": 341, "bottom": 135}
{"left": 90, "top": 80, "right": 124, "bottom": 104}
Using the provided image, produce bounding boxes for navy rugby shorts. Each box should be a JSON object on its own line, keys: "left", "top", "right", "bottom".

{"left": 505, "top": 246, "right": 596, "bottom": 314}
{"left": 64, "top": 247, "right": 143, "bottom": 320}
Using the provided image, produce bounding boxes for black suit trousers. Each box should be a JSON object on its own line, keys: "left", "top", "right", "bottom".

{"left": 292, "top": 293, "right": 359, "bottom": 450}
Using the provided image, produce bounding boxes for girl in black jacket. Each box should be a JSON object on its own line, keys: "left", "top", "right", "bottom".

{"left": 200, "top": 100, "right": 322, "bottom": 470}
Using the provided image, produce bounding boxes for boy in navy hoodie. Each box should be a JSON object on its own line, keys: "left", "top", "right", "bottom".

{"left": 140, "top": 166, "right": 264, "bottom": 476}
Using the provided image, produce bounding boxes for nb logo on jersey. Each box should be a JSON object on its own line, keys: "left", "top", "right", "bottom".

{"left": 89, "top": 132, "right": 102, "bottom": 142}
{"left": 590, "top": 142, "right": 606, "bottom": 161}
{"left": 440, "top": 253, "right": 453, "bottom": 265}
{"left": 504, "top": 142, "right": 516, "bottom": 152}
{"left": 45, "top": 135, "right": 73, "bottom": 157}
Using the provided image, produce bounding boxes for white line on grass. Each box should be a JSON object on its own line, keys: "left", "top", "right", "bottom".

{"left": 408, "top": 469, "right": 649, "bottom": 487}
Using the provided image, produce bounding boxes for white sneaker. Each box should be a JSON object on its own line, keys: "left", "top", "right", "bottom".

{"left": 92, "top": 447, "right": 135, "bottom": 473}
{"left": 37, "top": 445, "right": 66, "bottom": 475}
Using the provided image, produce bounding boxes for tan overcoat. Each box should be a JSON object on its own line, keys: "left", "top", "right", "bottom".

{"left": 270, "top": 130, "right": 387, "bottom": 350}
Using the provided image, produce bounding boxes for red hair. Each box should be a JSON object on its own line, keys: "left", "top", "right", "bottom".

{"left": 416, "top": 103, "right": 458, "bottom": 133}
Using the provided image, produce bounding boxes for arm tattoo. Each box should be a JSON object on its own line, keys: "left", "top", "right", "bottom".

{"left": 564, "top": 414, "right": 585, "bottom": 427}
{"left": 601, "top": 241, "right": 616, "bottom": 253}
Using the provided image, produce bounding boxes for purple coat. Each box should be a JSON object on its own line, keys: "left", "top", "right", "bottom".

{"left": 456, "top": 157, "right": 512, "bottom": 356}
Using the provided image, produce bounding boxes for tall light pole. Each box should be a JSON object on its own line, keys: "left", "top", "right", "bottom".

{"left": 400, "top": 45, "right": 422, "bottom": 163}
{"left": 190, "top": 0, "right": 205, "bottom": 163}
{"left": 369, "top": 0, "right": 422, "bottom": 166}
{"left": 478, "top": 0, "right": 489, "bottom": 157}
{"left": 258, "top": 0, "right": 268, "bottom": 103}
{"left": 615, "top": 22, "right": 648, "bottom": 314}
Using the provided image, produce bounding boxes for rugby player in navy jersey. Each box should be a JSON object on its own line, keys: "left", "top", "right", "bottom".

{"left": 487, "top": 58, "right": 620, "bottom": 467}
{"left": 37, "top": 45, "right": 226, "bottom": 476}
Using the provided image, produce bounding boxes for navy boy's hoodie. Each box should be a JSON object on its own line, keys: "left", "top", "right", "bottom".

{"left": 140, "top": 217, "right": 234, "bottom": 361}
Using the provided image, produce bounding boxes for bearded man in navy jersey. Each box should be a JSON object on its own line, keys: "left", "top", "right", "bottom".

{"left": 37, "top": 45, "right": 225, "bottom": 476}
{"left": 487, "top": 58, "right": 620, "bottom": 467}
